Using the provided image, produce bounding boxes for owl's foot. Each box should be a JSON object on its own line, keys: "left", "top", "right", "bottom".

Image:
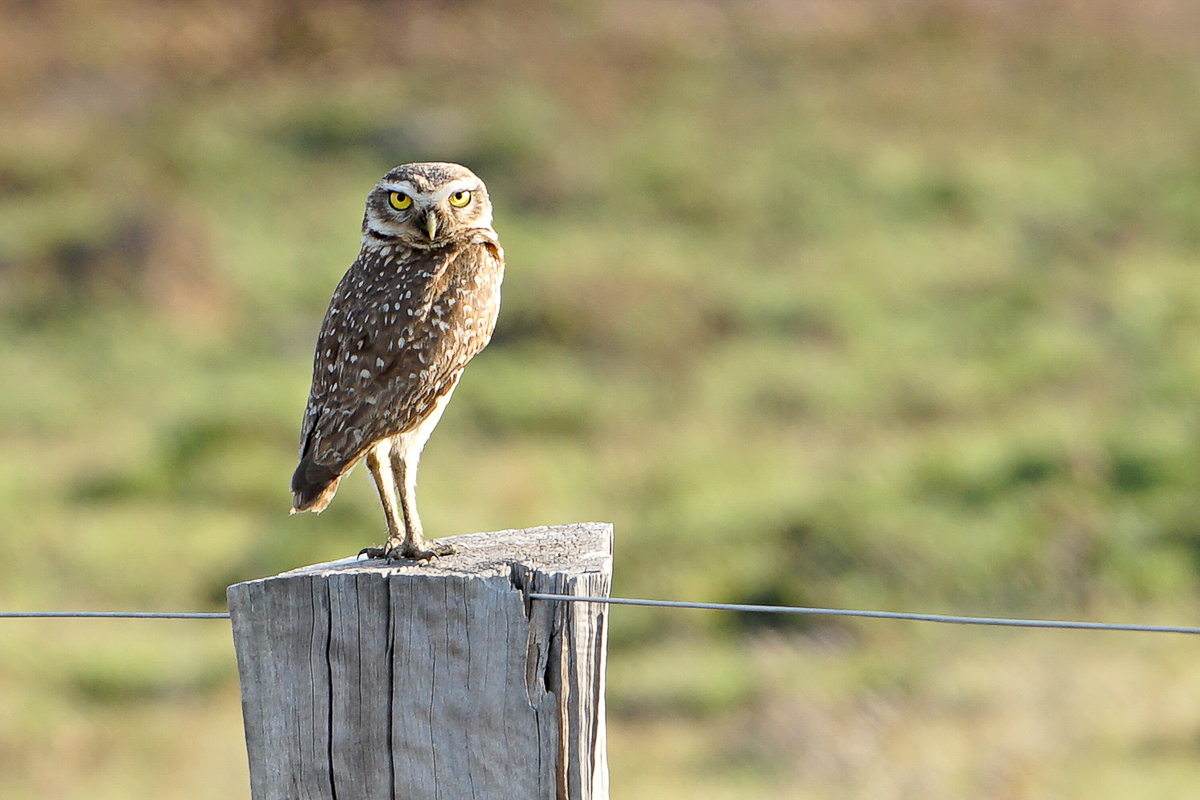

{"left": 358, "top": 540, "right": 457, "bottom": 561}
{"left": 405, "top": 540, "right": 457, "bottom": 560}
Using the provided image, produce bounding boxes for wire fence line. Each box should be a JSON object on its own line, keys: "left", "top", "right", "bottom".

{"left": 529, "top": 594, "right": 1200, "bottom": 635}
{"left": 3, "top": 596, "right": 1200, "bottom": 635}
{"left": 0, "top": 618, "right": 232, "bottom": 623}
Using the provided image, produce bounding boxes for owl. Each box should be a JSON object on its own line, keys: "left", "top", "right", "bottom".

{"left": 290, "top": 162, "right": 504, "bottom": 560}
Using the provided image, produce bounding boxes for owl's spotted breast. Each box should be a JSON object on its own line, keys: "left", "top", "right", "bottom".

{"left": 297, "top": 236, "right": 502, "bottom": 473}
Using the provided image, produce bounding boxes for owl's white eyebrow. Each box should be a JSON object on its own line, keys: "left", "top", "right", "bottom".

{"left": 380, "top": 181, "right": 420, "bottom": 196}
{"left": 430, "top": 179, "right": 479, "bottom": 199}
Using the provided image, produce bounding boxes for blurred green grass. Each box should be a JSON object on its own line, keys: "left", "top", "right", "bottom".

{"left": 4, "top": 0, "right": 1200, "bottom": 797}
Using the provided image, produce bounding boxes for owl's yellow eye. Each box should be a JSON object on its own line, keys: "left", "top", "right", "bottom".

{"left": 448, "top": 190, "right": 472, "bottom": 208}
{"left": 388, "top": 191, "right": 412, "bottom": 211}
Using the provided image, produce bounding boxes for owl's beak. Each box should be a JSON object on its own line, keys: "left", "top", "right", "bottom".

{"left": 423, "top": 210, "right": 439, "bottom": 241}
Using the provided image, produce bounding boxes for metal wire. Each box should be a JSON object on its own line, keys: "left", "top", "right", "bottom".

{"left": 527, "top": 594, "right": 1200, "bottom": 635}
{"left": 0, "top": 618, "right": 230, "bottom": 623}
{"left": 3, "top": 597, "right": 1199, "bottom": 635}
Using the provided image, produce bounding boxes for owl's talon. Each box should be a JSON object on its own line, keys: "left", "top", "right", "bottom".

{"left": 358, "top": 541, "right": 456, "bottom": 561}
{"left": 393, "top": 540, "right": 456, "bottom": 561}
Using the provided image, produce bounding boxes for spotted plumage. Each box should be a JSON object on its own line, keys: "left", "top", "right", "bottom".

{"left": 290, "top": 162, "right": 504, "bottom": 560}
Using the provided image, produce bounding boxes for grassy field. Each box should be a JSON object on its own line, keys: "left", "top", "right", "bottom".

{"left": 4, "top": 1, "right": 1200, "bottom": 797}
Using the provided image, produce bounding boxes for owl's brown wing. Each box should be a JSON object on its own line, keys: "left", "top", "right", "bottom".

{"left": 291, "top": 237, "right": 503, "bottom": 510}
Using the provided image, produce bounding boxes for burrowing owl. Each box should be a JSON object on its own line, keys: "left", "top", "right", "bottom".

{"left": 290, "top": 162, "right": 504, "bottom": 560}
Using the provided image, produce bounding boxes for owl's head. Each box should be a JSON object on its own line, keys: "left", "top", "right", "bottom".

{"left": 361, "top": 162, "right": 494, "bottom": 249}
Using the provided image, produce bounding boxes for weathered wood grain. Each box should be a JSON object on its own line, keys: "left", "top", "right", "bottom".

{"left": 228, "top": 523, "right": 612, "bottom": 800}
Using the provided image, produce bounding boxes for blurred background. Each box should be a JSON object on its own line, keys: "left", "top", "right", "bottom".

{"left": 4, "top": 0, "right": 1200, "bottom": 797}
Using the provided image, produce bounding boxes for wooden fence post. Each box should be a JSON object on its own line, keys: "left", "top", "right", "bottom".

{"left": 227, "top": 522, "right": 612, "bottom": 800}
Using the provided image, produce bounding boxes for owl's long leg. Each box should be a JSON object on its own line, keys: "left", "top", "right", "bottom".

{"left": 358, "top": 438, "right": 455, "bottom": 561}
{"left": 358, "top": 440, "right": 407, "bottom": 559}
{"left": 390, "top": 445, "right": 455, "bottom": 560}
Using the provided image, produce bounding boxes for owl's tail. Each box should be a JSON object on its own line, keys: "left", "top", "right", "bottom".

{"left": 290, "top": 457, "right": 343, "bottom": 514}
